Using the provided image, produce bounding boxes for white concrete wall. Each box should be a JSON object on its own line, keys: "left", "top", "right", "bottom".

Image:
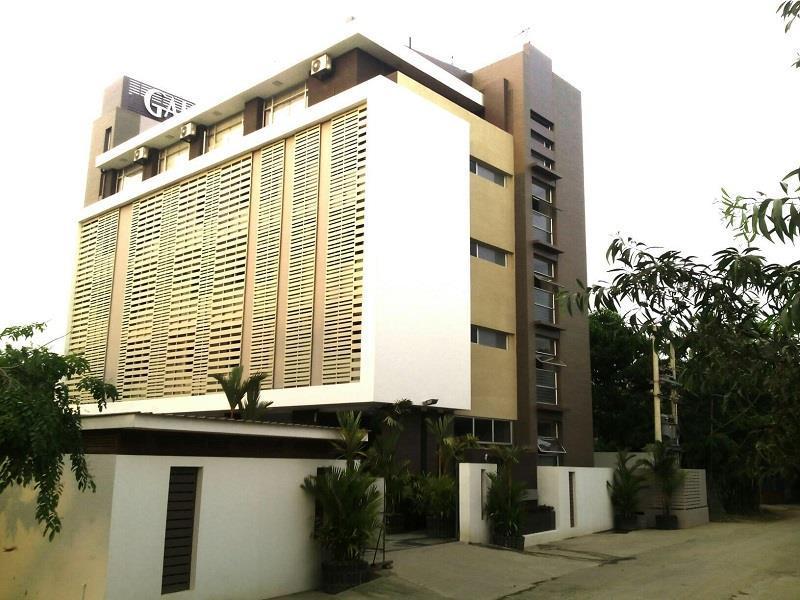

{"left": 458, "top": 462, "right": 497, "bottom": 544}
{"left": 363, "top": 81, "right": 472, "bottom": 411}
{"left": 103, "top": 455, "right": 343, "bottom": 600}
{"left": 0, "top": 455, "right": 117, "bottom": 600}
{"left": 524, "top": 466, "right": 614, "bottom": 547}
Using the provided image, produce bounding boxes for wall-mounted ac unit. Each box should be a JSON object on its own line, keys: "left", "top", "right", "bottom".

{"left": 180, "top": 122, "right": 198, "bottom": 143}
{"left": 133, "top": 146, "right": 150, "bottom": 164}
{"left": 310, "top": 53, "right": 333, "bottom": 79}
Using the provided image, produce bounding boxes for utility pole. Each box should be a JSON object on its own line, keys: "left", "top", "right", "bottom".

{"left": 652, "top": 337, "right": 662, "bottom": 441}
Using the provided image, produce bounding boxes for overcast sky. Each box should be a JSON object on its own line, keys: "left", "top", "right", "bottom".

{"left": 1, "top": 1, "right": 798, "bottom": 349}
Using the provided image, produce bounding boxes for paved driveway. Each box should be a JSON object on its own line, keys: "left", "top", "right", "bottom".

{"left": 276, "top": 505, "right": 800, "bottom": 599}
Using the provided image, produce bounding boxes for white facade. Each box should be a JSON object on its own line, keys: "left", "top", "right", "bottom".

{"left": 82, "top": 76, "right": 472, "bottom": 416}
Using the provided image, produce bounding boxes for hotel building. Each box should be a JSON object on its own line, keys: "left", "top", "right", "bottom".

{"left": 70, "top": 30, "right": 593, "bottom": 482}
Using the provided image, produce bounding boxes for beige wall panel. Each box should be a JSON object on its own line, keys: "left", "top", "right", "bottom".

{"left": 273, "top": 137, "right": 296, "bottom": 389}
{"left": 470, "top": 176, "right": 515, "bottom": 252}
{"left": 468, "top": 342, "right": 517, "bottom": 420}
{"left": 470, "top": 259, "right": 516, "bottom": 333}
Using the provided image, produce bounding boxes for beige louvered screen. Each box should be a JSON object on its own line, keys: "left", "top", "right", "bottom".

{"left": 117, "top": 157, "right": 252, "bottom": 399}
{"left": 323, "top": 107, "right": 367, "bottom": 384}
{"left": 283, "top": 125, "right": 321, "bottom": 388}
{"left": 67, "top": 210, "right": 119, "bottom": 401}
{"left": 118, "top": 192, "right": 164, "bottom": 399}
{"left": 250, "top": 141, "right": 286, "bottom": 387}
{"left": 205, "top": 157, "right": 252, "bottom": 390}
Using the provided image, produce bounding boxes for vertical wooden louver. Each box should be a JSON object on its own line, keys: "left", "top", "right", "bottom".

{"left": 161, "top": 466, "right": 199, "bottom": 594}
{"left": 250, "top": 141, "right": 286, "bottom": 387}
{"left": 284, "top": 125, "right": 321, "bottom": 388}
{"left": 67, "top": 210, "right": 119, "bottom": 401}
{"left": 117, "top": 157, "right": 252, "bottom": 399}
{"left": 323, "top": 107, "right": 367, "bottom": 384}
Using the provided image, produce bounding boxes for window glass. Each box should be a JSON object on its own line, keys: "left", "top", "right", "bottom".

{"left": 537, "top": 421, "right": 558, "bottom": 438}
{"left": 536, "top": 367, "right": 558, "bottom": 404}
{"left": 535, "top": 335, "right": 556, "bottom": 356}
{"left": 159, "top": 142, "right": 189, "bottom": 173}
{"left": 494, "top": 420, "right": 512, "bottom": 444}
{"left": 454, "top": 417, "right": 474, "bottom": 437}
{"left": 471, "top": 325, "right": 508, "bottom": 349}
{"left": 531, "top": 150, "right": 554, "bottom": 169}
{"left": 470, "top": 239, "right": 507, "bottom": 266}
{"left": 533, "top": 256, "right": 555, "bottom": 278}
{"left": 117, "top": 165, "right": 142, "bottom": 192}
{"left": 207, "top": 113, "right": 243, "bottom": 151}
{"left": 531, "top": 130, "right": 554, "bottom": 150}
{"left": 532, "top": 180, "right": 552, "bottom": 203}
{"left": 534, "top": 287, "right": 555, "bottom": 323}
{"left": 475, "top": 419, "right": 493, "bottom": 442}
{"left": 470, "top": 157, "right": 505, "bottom": 186}
{"left": 530, "top": 110, "right": 554, "bottom": 130}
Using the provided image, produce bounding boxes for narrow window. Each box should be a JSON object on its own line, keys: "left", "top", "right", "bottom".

{"left": 206, "top": 113, "right": 244, "bottom": 151}
{"left": 471, "top": 325, "right": 508, "bottom": 349}
{"left": 533, "top": 255, "right": 555, "bottom": 279}
{"left": 568, "top": 472, "right": 576, "bottom": 527}
{"left": 161, "top": 467, "right": 200, "bottom": 595}
{"left": 493, "top": 420, "right": 512, "bottom": 444}
{"left": 531, "top": 130, "right": 554, "bottom": 150}
{"left": 470, "top": 239, "right": 507, "bottom": 266}
{"left": 532, "top": 179, "right": 553, "bottom": 203}
{"left": 531, "top": 150, "right": 554, "bottom": 170}
{"left": 536, "top": 366, "right": 558, "bottom": 404}
{"left": 469, "top": 157, "right": 506, "bottom": 186}
{"left": 532, "top": 211, "right": 553, "bottom": 244}
{"left": 534, "top": 287, "right": 555, "bottom": 323}
{"left": 454, "top": 417, "right": 474, "bottom": 437}
{"left": 474, "top": 419, "right": 493, "bottom": 442}
{"left": 103, "top": 127, "right": 113, "bottom": 152}
{"left": 530, "top": 110, "right": 554, "bottom": 131}
{"left": 535, "top": 335, "right": 557, "bottom": 357}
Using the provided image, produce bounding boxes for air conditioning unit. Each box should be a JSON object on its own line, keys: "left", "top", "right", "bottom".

{"left": 180, "top": 122, "right": 198, "bottom": 143}
{"left": 310, "top": 53, "right": 333, "bottom": 79}
{"left": 133, "top": 146, "right": 150, "bottom": 164}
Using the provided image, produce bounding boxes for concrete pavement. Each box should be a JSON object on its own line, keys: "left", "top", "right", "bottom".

{"left": 276, "top": 505, "right": 800, "bottom": 599}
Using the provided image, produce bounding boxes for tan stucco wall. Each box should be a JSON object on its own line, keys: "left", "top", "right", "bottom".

{"left": 393, "top": 73, "right": 517, "bottom": 420}
{"left": 0, "top": 455, "right": 116, "bottom": 600}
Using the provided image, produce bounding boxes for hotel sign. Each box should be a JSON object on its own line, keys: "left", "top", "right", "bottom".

{"left": 122, "top": 76, "right": 195, "bottom": 122}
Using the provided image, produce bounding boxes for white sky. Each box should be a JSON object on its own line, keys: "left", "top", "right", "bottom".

{"left": 1, "top": 1, "right": 798, "bottom": 349}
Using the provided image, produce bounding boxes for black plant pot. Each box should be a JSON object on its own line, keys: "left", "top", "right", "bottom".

{"left": 321, "top": 560, "right": 369, "bottom": 594}
{"left": 491, "top": 532, "right": 525, "bottom": 550}
{"left": 426, "top": 515, "right": 455, "bottom": 538}
{"left": 613, "top": 514, "right": 639, "bottom": 533}
{"left": 655, "top": 514, "right": 679, "bottom": 530}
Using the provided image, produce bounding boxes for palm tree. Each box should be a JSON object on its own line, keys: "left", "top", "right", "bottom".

{"left": 333, "top": 411, "right": 367, "bottom": 471}
{"left": 211, "top": 366, "right": 269, "bottom": 419}
{"left": 240, "top": 372, "right": 271, "bottom": 420}
{"left": 425, "top": 414, "right": 478, "bottom": 476}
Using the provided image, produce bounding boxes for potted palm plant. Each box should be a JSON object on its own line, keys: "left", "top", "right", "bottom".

{"left": 301, "top": 466, "right": 382, "bottom": 593}
{"left": 422, "top": 415, "right": 477, "bottom": 538}
{"left": 421, "top": 473, "right": 457, "bottom": 538}
{"left": 607, "top": 450, "right": 646, "bottom": 532}
{"left": 485, "top": 445, "right": 527, "bottom": 549}
{"left": 639, "top": 441, "right": 685, "bottom": 530}
{"left": 302, "top": 411, "right": 381, "bottom": 594}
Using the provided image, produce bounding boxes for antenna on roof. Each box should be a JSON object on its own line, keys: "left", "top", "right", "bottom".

{"left": 408, "top": 36, "right": 412, "bottom": 49}
{"left": 345, "top": 15, "right": 356, "bottom": 23}
{"left": 515, "top": 26, "right": 531, "bottom": 43}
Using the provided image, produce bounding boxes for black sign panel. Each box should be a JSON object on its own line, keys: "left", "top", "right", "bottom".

{"left": 121, "top": 76, "right": 195, "bottom": 122}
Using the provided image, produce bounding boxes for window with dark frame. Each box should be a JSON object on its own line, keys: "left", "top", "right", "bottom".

{"left": 530, "top": 130, "right": 554, "bottom": 150}
{"left": 470, "top": 239, "right": 508, "bottom": 266}
{"left": 161, "top": 467, "right": 200, "bottom": 595}
{"left": 530, "top": 110, "right": 554, "bottom": 131}
{"left": 469, "top": 157, "right": 506, "bottom": 186}
{"left": 103, "top": 127, "right": 113, "bottom": 152}
{"left": 471, "top": 324, "right": 508, "bottom": 349}
{"left": 533, "top": 255, "right": 555, "bottom": 279}
{"left": 453, "top": 416, "right": 513, "bottom": 444}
